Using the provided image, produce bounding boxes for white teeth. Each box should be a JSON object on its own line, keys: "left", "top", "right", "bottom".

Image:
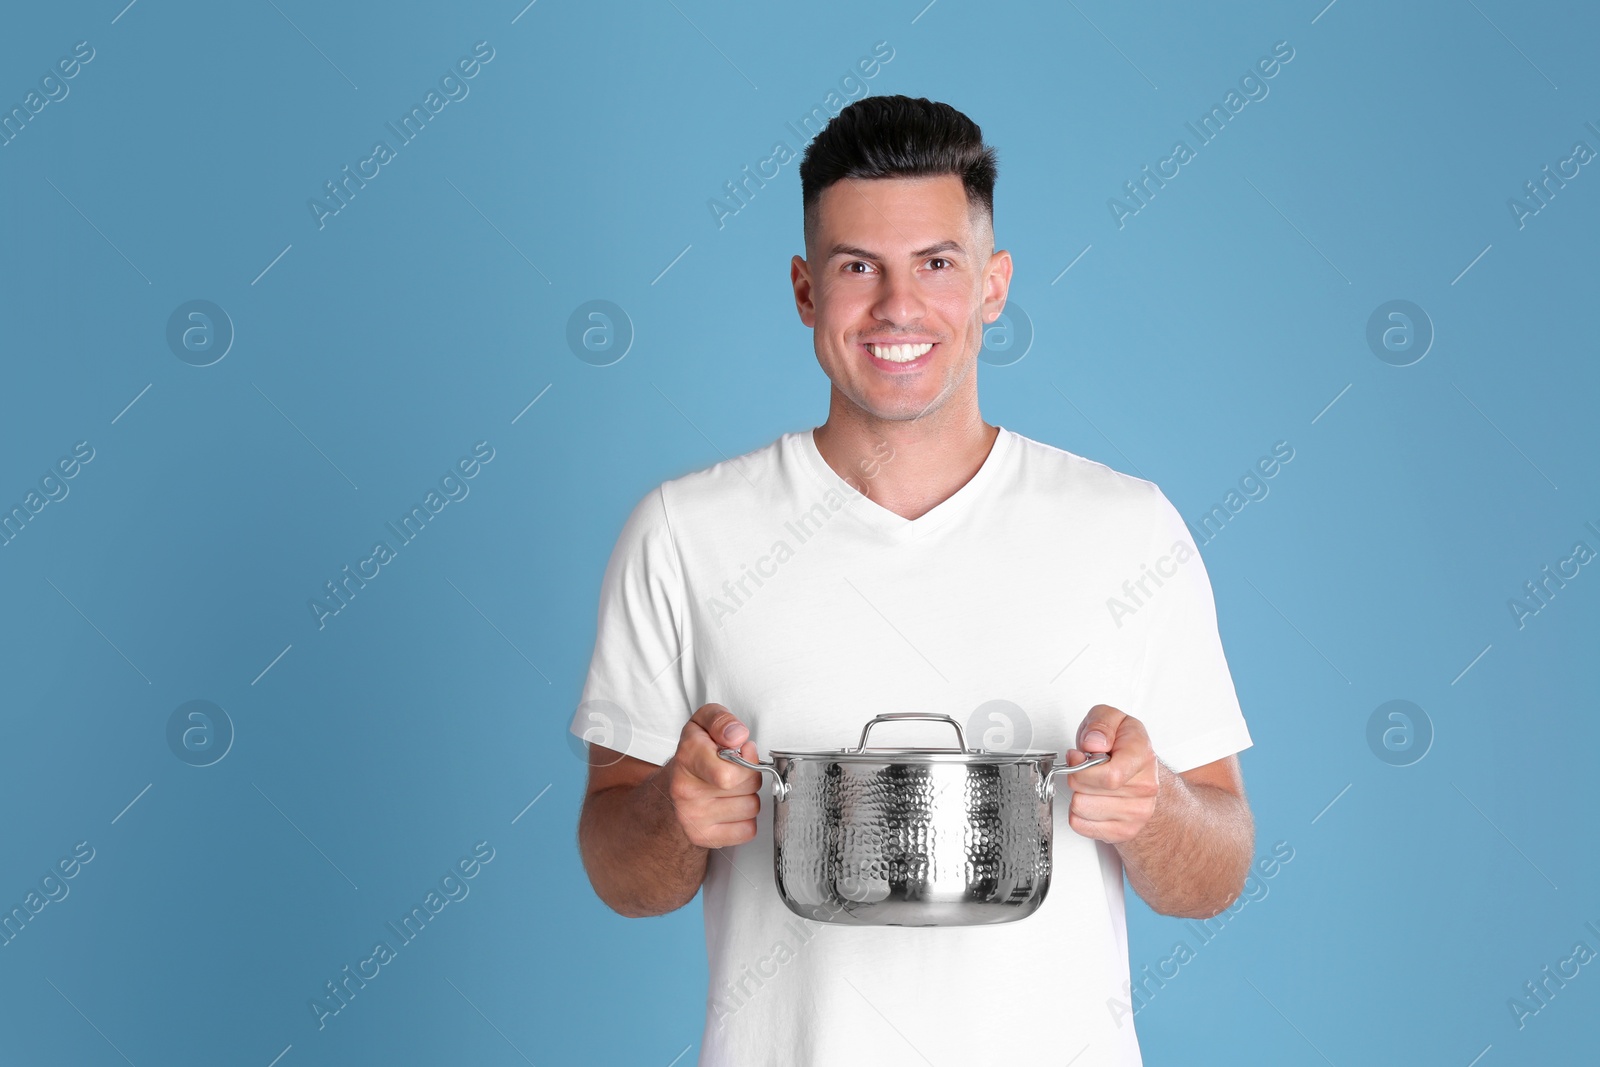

{"left": 867, "top": 342, "right": 933, "bottom": 363}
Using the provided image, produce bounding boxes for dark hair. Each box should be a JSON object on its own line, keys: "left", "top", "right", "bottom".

{"left": 799, "top": 95, "right": 998, "bottom": 249}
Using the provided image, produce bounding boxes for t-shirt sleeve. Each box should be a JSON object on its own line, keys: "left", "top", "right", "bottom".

{"left": 1128, "top": 486, "right": 1253, "bottom": 773}
{"left": 568, "top": 484, "right": 695, "bottom": 767}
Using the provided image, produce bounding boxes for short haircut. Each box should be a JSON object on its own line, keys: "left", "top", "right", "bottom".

{"left": 798, "top": 95, "right": 999, "bottom": 251}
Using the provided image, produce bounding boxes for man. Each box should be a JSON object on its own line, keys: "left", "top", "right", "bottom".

{"left": 572, "top": 95, "right": 1254, "bottom": 1066}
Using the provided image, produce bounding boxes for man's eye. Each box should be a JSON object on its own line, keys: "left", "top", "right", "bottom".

{"left": 927, "top": 258, "right": 951, "bottom": 270}
{"left": 844, "top": 261, "right": 873, "bottom": 274}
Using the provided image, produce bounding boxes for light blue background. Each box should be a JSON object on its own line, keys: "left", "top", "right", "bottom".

{"left": 1, "top": 1, "right": 1595, "bottom": 1064}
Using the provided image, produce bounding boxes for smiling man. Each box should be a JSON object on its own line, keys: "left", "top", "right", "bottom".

{"left": 572, "top": 95, "right": 1255, "bottom": 1066}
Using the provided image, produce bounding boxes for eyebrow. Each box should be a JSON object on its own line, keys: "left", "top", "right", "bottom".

{"left": 827, "top": 240, "right": 966, "bottom": 261}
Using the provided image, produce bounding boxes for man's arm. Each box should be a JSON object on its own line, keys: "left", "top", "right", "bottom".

{"left": 576, "top": 705, "right": 762, "bottom": 918}
{"left": 1115, "top": 754, "right": 1253, "bottom": 919}
{"left": 1065, "top": 705, "right": 1254, "bottom": 919}
{"left": 578, "top": 750, "right": 706, "bottom": 918}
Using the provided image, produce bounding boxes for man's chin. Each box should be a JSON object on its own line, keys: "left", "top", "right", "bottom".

{"left": 851, "top": 390, "right": 946, "bottom": 424}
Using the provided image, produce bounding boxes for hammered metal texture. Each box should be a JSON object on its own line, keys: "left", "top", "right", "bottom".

{"left": 770, "top": 757, "right": 1055, "bottom": 927}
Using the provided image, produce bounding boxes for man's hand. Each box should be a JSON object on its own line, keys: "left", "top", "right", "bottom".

{"left": 1063, "top": 703, "right": 1162, "bottom": 844}
{"left": 663, "top": 703, "right": 764, "bottom": 849}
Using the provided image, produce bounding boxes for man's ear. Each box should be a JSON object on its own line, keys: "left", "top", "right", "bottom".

{"left": 791, "top": 254, "right": 816, "bottom": 327}
{"left": 982, "top": 248, "right": 1013, "bottom": 323}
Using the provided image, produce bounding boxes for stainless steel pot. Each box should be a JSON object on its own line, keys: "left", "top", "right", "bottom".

{"left": 717, "top": 712, "right": 1109, "bottom": 927}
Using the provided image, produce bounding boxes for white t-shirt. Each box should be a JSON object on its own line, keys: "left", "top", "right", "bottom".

{"left": 571, "top": 425, "right": 1252, "bottom": 1067}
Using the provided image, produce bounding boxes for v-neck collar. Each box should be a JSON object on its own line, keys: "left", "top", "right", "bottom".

{"left": 793, "top": 425, "right": 1013, "bottom": 543}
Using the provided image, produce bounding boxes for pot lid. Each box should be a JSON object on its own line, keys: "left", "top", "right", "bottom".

{"left": 769, "top": 746, "right": 1060, "bottom": 765}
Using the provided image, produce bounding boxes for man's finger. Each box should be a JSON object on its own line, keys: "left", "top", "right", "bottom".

{"left": 718, "top": 738, "right": 766, "bottom": 792}
{"left": 683, "top": 730, "right": 762, "bottom": 793}
{"left": 1076, "top": 703, "right": 1129, "bottom": 753}
{"left": 1060, "top": 753, "right": 1114, "bottom": 793}
{"left": 689, "top": 791, "right": 761, "bottom": 825}
{"left": 1061, "top": 746, "right": 1146, "bottom": 795}
{"left": 1069, "top": 792, "right": 1141, "bottom": 823}
{"left": 690, "top": 702, "right": 750, "bottom": 749}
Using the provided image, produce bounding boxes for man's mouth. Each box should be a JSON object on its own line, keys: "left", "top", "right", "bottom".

{"left": 863, "top": 341, "right": 935, "bottom": 367}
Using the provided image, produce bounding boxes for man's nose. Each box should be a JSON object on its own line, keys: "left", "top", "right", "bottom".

{"left": 872, "top": 266, "right": 927, "bottom": 325}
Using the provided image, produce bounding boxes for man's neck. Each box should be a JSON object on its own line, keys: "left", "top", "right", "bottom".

{"left": 812, "top": 398, "right": 999, "bottom": 522}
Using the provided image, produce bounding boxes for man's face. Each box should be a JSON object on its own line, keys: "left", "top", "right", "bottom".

{"left": 791, "top": 174, "right": 1012, "bottom": 425}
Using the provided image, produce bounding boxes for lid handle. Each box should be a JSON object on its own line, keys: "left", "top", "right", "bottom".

{"left": 852, "top": 713, "right": 969, "bottom": 754}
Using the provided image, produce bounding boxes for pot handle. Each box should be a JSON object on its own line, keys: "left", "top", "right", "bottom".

{"left": 1051, "top": 752, "right": 1111, "bottom": 777}
{"left": 717, "top": 748, "right": 789, "bottom": 801}
{"left": 1046, "top": 752, "right": 1112, "bottom": 800}
{"left": 852, "top": 712, "right": 970, "bottom": 754}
